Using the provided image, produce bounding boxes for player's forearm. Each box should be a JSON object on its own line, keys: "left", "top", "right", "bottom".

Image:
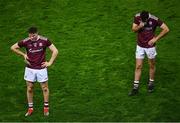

{"left": 132, "top": 26, "right": 140, "bottom": 32}
{"left": 132, "top": 22, "right": 144, "bottom": 32}
{"left": 132, "top": 25, "right": 143, "bottom": 32}
{"left": 49, "top": 49, "right": 58, "bottom": 65}
{"left": 155, "top": 28, "right": 169, "bottom": 41}
{"left": 11, "top": 47, "right": 25, "bottom": 57}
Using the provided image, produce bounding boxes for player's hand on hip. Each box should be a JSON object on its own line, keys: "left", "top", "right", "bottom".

{"left": 148, "top": 37, "right": 157, "bottom": 46}
{"left": 23, "top": 54, "right": 29, "bottom": 60}
{"left": 41, "top": 61, "right": 52, "bottom": 68}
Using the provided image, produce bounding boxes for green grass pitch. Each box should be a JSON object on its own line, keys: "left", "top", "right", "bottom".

{"left": 0, "top": 0, "right": 180, "bottom": 122}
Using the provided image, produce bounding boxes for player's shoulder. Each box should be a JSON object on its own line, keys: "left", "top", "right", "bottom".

{"left": 22, "top": 37, "right": 30, "bottom": 43}
{"left": 134, "top": 13, "right": 141, "bottom": 21}
{"left": 149, "top": 14, "right": 159, "bottom": 20}
{"left": 39, "top": 35, "right": 48, "bottom": 41}
{"left": 135, "top": 13, "right": 140, "bottom": 17}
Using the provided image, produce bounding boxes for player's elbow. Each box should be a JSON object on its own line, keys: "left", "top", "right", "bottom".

{"left": 53, "top": 49, "right": 59, "bottom": 55}
{"left": 165, "top": 27, "right": 170, "bottom": 33}
{"left": 163, "top": 28, "right": 169, "bottom": 35}
{"left": 162, "top": 24, "right": 170, "bottom": 34}
{"left": 10, "top": 43, "right": 19, "bottom": 51}
{"left": 10, "top": 45, "right": 15, "bottom": 51}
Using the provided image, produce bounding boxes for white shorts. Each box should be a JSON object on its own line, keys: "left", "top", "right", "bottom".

{"left": 24, "top": 67, "right": 48, "bottom": 82}
{"left": 136, "top": 45, "right": 157, "bottom": 59}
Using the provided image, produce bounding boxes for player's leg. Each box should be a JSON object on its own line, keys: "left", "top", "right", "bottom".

{"left": 146, "top": 47, "right": 157, "bottom": 92}
{"left": 24, "top": 67, "right": 36, "bottom": 116}
{"left": 129, "top": 45, "right": 145, "bottom": 96}
{"left": 40, "top": 82, "right": 49, "bottom": 116}
{"left": 134, "top": 59, "right": 144, "bottom": 83}
{"left": 37, "top": 68, "right": 49, "bottom": 116}
{"left": 25, "top": 81, "right": 34, "bottom": 116}
{"left": 133, "top": 58, "right": 144, "bottom": 89}
{"left": 147, "top": 58, "right": 155, "bottom": 92}
{"left": 26, "top": 81, "right": 34, "bottom": 105}
{"left": 148, "top": 58, "right": 156, "bottom": 81}
{"left": 40, "top": 82, "right": 49, "bottom": 103}
{"left": 130, "top": 59, "right": 144, "bottom": 94}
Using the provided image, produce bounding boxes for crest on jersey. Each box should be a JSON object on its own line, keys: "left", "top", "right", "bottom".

{"left": 39, "top": 43, "right": 43, "bottom": 47}
{"left": 33, "top": 43, "right": 37, "bottom": 47}
{"left": 149, "top": 21, "right": 152, "bottom": 25}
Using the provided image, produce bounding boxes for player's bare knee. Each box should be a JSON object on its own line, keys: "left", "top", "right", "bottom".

{"left": 42, "top": 86, "right": 49, "bottom": 92}
{"left": 27, "top": 86, "right": 33, "bottom": 93}
{"left": 136, "top": 64, "right": 143, "bottom": 70}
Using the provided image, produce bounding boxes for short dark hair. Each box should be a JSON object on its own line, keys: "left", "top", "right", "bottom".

{"left": 28, "top": 27, "right": 38, "bottom": 33}
{"left": 140, "top": 11, "right": 149, "bottom": 22}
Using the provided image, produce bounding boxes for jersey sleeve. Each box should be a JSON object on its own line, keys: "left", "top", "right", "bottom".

{"left": 18, "top": 40, "right": 26, "bottom": 47}
{"left": 46, "top": 39, "right": 52, "bottom": 47}
{"left": 157, "top": 19, "right": 163, "bottom": 27}
{"left": 134, "top": 16, "right": 140, "bottom": 25}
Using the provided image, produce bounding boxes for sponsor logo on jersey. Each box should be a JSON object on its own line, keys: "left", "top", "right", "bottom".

{"left": 145, "top": 27, "right": 153, "bottom": 31}
{"left": 29, "top": 48, "right": 43, "bottom": 53}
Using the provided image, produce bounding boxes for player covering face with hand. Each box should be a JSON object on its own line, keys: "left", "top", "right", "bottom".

{"left": 11, "top": 27, "right": 58, "bottom": 116}
{"left": 129, "top": 11, "right": 169, "bottom": 96}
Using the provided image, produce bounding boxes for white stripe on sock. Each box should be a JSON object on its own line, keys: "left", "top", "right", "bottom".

{"left": 28, "top": 103, "right": 33, "bottom": 107}
{"left": 134, "top": 81, "right": 139, "bottom": 84}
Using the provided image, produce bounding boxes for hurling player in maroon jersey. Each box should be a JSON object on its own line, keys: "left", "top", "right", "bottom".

{"left": 129, "top": 11, "right": 169, "bottom": 96}
{"left": 11, "top": 27, "right": 58, "bottom": 116}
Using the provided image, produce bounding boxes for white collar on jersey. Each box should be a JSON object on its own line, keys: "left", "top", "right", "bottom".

{"left": 36, "top": 35, "right": 40, "bottom": 41}
{"left": 149, "top": 13, "right": 152, "bottom": 18}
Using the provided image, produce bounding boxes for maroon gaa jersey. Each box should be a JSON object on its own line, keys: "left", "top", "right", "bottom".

{"left": 18, "top": 35, "right": 52, "bottom": 69}
{"left": 134, "top": 13, "right": 163, "bottom": 48}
